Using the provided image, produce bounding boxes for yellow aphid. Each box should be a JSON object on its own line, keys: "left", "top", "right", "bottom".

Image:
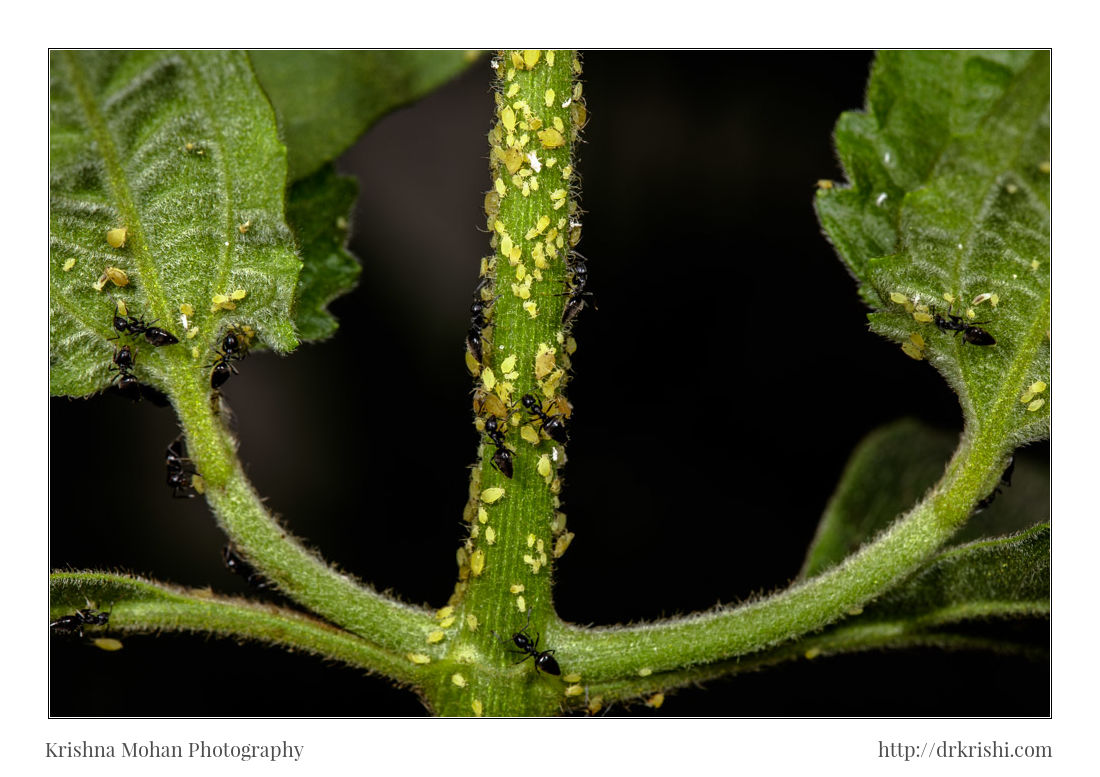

{"left": 523, "top": 50, "right": 541, "bottom": 69}
{"left": 527, "top": 534, "right": 536, "bottom": 548}
{"left": 500, "top": 354, "right": 517, "bottom": 374}
{"left": 510, "top": 583, "right": 525, "bottom": 594}
{"left": 559, "top": 673, "right": 581, "bottom": 684}
{"left": 481, "top": 487, "right": 505, "bottom": 504}
{"left": 537, "top": 454, "right": 552, "bottom": 479}
{"left": 501, "top": 106, "right": 516, "bottom": 134}
{"left": 564, "top": 685, "right": 584, "bottom": 697}
{"left": 407, "top": 653, "right": 431, "bottom": 664}
{"left": 62, "top": 258, "right": 76, "bottom": 272}
{"left": 502, "top": 147, "right": 524, "bottom": 174}
{"left": 1030, "top": 259, "right": 1040, "bottom": 271}
{"left": 470, "top": 549, "right": 485, "bottom": 576}
{"left": 889, "top": 292, "right": 910, "bottom": 305}
{"left": 913, "top": 312, "right": 934, "bottom": 323}
{"left": 510, "top": 51, "right": 524, "bottom": 69}
{"left": 230, "top": 289, "right": 247, "bottom": 301}
{"left": 903, "top": 302, "right": 915, "bottom": 313}
{"left": 485, "top": 526, "right": 496, "bottom": 545}
{"left": 506, "top": 82, "right": 520, "bottom": 98}
{"left": 816, "top": 179, "right": 834, "bottom": 190}
{"left": 901, "top": 342, "right": 924, "bottom": 360}
{"left": 942, "top": 293, "right": 954, "bottom": 303}
{"left": 494, "top": 177, "right": 507, "bottom": 197}
{"left": 966, "top": 308, "right": 976, "bottom": 319}
{"left": 805, "top": 647, "right": 822, "bottom": 660}
{"left": 192, "top": 475, "right": 205, "bottom": 494}
{"left": 551, "top": 512, "right": 567, "bottom": 533}
{"left": 645, "top": 693, "right": 665, "bottom": 709}
{"left": 93, "top": 638, "right": 123, "bottom": 652}
{"left": 94, "top": 274, "right": 109, "bottom": 291}
{"left": 472, "top": 699, "right": 483, "bottom": 717}
{"left": 587, "top": 697, "right": 604, "bottom": 715}
{"left": 191, "top": 346, "right": 201, "bottom": 359}
{"left": 478, "top": 506, "right": 489, "bottom": 524}
{"left": 104, "top": 267, "right": 129, "bottom": 287}
{"left": 516, "top": 596, "right": 526, "bottom": 612}
{"left": 211, "top": 294, "right": 235, "bottom": 312}
{"left": 546, "top": 50, "right": 555, "bottom": 66}
{"left": 436, "top": 606, "right": 454, "bottom": 620}
{"left": 1019, "top": 392, "right": 1035, "bottom": 404}
{"left": 106, "top": 227, "right": 127, "bottom": 248}
{"left": 500, "top": 233, "right": 514, "bottom": 259}
{"left": 553, "top": 532, "right": 574, "bottom": 558}
{"left": 426, "top": 630, "right": 445, "bottom": 644}
{"left": 971, "top": 293, "right": 993, "bottom": 306}
{"left": 552, "top": 116, "right": 565, "bottom": 133}
{"left": 637, "top": 667, "right": 653, "bottom": 677}
{"left": 466, "top": 614, "right": 479, "bottom": 631}
{"left": 914, "top": 302, "right": 929, "bottom": 313}
{"left": 465, "top": 351, "right": 481, "bottom": 376}
{"left": 1027, "top": 399, "right": 1045, "bottom": 412}
{"left": 180, "top": 303, "right": 194, "bottom": 317}
{"left": 544, "top": 88, "right": 555, "bottom": 107}
{"left": 566, "top": 337, "right": 578, "bottom": 355}
{"left": 482, "top": 368, "right": 497, "bottom": 391}
{"left": 538, "top": 128, "right": 565, "bottom": 148}
{"left": 451, "top": 673, "right": 467, "bottom": 687}
{"left": 990, "top": 294, "right": 1000, "bottom": 307}
{"left": 534, "top": 345, "right": 556, "bottom": 380}
{"left": 439, "top": 616, "right": 456, "bottom": 629}
{"left": 116, "top": 300, "right": 128, "bottom": 317}
{"left": 909, "top": 332, "right": 925, "bottom": 349}
{"left": 1029, "top": 381, "right": 1047, "bottom": 394}
{"left": 511, "top": 283, "right": 531, "bottom": 300}
{"left": 523, "top": 300, "right": 538, "bottom": 318}
{"left": 238, "top": 221, "right": 251, "bottom": 234}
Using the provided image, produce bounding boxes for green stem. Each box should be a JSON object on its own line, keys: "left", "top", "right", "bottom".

{"left": 550, "top": 416, "right": 1014, "bottom": 684}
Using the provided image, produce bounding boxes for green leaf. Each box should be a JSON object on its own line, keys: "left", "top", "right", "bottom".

{"left": 816, "top": 51, "right": 1050, "bottom": 443}
{"left": 50, "top": 51, "right": 302, "bottom": 398}
{"left": 855, "top": 523, "right": 1049, "bottom": 626}
{"left": 800, "top": 420, "right": 957, "bottom": 579}
{"left": 249, "top": 50, "right": 479, "bottom": 182}
{"left": 287, "top": 164, "right": 361, "bottom": 341}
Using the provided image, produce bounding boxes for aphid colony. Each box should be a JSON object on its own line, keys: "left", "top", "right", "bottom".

{"left": 889, "top": 292, "right": 997, "bottom": 353}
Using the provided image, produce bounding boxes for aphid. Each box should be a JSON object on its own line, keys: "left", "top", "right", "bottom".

{"left": 521, "top": 394, "right": 568, "bottom": 444}
{"left": 931, "top": 306, "right": 996, "bottom": 346}
{"left": 50, "top": 608, "right": 109, "bottom": 639}
{"left": 165, "top": 437, "right": 200, "bottom": 498}
{"left": 222, "top": 545, "right": 272, "bottom": 590}
{"left": 483, "top": 417, "right": 514, "bottom": 478}
{"left": 493, "top": 608, "right": 561, "bottom": 676}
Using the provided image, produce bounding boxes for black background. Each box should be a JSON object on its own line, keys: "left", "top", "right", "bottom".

{"left": 50, "top": 51, "right": 1049, "bottom": 717}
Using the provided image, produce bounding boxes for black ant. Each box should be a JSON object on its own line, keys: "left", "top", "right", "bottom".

{"left": 520, "top": 394, "right": 568, "bottom": 444}
{"left": 975, "top": 456, "right": 1016, "bottom": 512}
{"left": 561, "top": 253, "right": 591, "bottom": 326}
{"left": 493, "top": 608, "right": 561, "bottom": 676}
{"left": 483, "top": 416, "right": 514, "bottom": 479}
{"left": 209, "top": 329, "right": 247, "bottom": 389}
{"left": 111, "top": 309, "right": 179, "bottom": 347}
{"left": 166, "top": 437, "right": 200, "bottom": 498}
{"left": 222, "top": 545, "right": 272, "bottom": 590}
{"left": 466, "top": 277, "right": 499, "bottom": 364}
{"left": 50, "top": 608, "right": 110, "bottom": 638}
{"left": 108, "top": 345, "right": 141, "bottom": 400}
{"left": 931, "top": 306, "right": 996, "bottom": 346}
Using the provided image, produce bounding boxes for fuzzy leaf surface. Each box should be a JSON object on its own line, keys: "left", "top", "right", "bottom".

{"left": 249, "top": 50, "right": 477, "bottom": 182}
{"left": 286, "top": 164, "right": 361, "bottom": 341}
{"left": 801, "top": 420, "right": 1049, "bottom": 579}
{"left": 816, "top": 51, "right": 1050, "bottom": 444}
{"left": 50, "top": 51, "right": 301, "bottom": 398}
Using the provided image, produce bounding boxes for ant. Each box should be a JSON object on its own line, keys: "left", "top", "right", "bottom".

{"left": 483, "top": 416, "right": 514, "bottom": 478}
{"left": 109, "top": 344, "right": 141, "bottom": 400}
{"left": 50, "top": 608, "right": 110, "bottom": 639}
{"left": 111, "top": 308, "right": 179, "bottom": 347}
{"left": 975, "top": 456, "right": 1016, "bottom": 512}
{"left": 222, "top": 545, "right": 272, "bottom": 590}
{"left": 520, "top": 394, "right": 568, "bottom": 444}
{"left": 166, "top": 437, "right": 200, "bottom": 498}
{"left": 493, "top": 608, "right": 561, "bottom": 676}
{"left": 931, "top": 306, "right": 996, "bottom": 346}
{"left": 209, "top": 329, "right": 247, "bottom": 389}
{"left": 466, "top": 277, "right": 499, "bottom": 364}
{"left": 561, "top": 253, "right": 591, "bottom": 326}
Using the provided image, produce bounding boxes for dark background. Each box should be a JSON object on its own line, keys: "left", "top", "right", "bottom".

{"left": 50, "top": 51, "right": 1049, "bottom": 717}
